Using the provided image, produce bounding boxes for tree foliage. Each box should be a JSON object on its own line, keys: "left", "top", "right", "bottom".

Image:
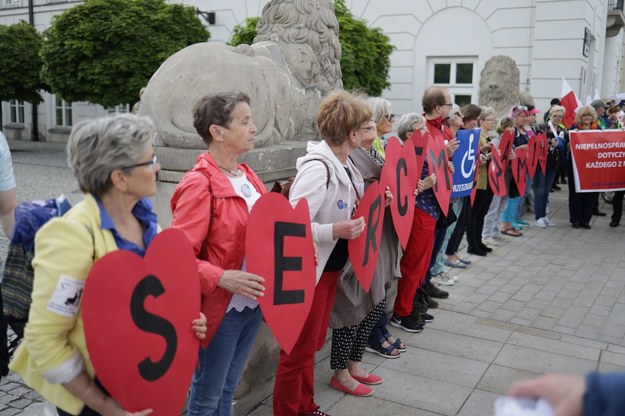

{"left": 0, "top": 21, "right": 46, "bottom": 103}
{"left": 333, "top": 0, "right": 394, "bottom": 96}
{"left": 229, "top": 16, "right": 260, "bottom": 47}
{"left": 228, "top": 0, "right": 394, "bottom": 96}
{"left": 40, "top": 0, "right": 210, "bottom": 107}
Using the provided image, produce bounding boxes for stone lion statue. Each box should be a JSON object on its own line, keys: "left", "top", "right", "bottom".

{"left": 478, "top": 55, "right": 521, "bottom": 119}
{"left": 137, "top": 0, "right": 341, "bottom": 149}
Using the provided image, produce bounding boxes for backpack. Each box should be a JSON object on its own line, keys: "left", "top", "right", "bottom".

{"left": 270, "top": 158, "right": 331, "bottom": 197}
{"left": 0, "top": 196, "right": 71, "bottom": 379}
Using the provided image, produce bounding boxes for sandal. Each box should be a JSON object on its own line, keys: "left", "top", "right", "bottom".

{"left": 365, "top": 341, "right": 400, "bottom": 359}
{"left": 385, "top": 335, "right": 407, "bottom": 352}
{"left": 501, "top": 228, "right": 522, "bottom": 237}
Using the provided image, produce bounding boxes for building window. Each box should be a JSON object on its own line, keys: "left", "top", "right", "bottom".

{"left": 9, "top": 100, "right": 25, "bottom": 124}
{"left": 3, "top": 0, "right": 20, "bottom": 6}
{"left": 55, "top": 97, "right": 73, "bottom": 127}
{"left": 107, "top": 104, "right": 130, "bottom": 114}
{"left": 430, "top": 58, "right": 477, "bottom": 106}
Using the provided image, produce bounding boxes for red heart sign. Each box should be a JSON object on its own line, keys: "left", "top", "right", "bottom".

{"left": 245, "top": 193, "right": 315, "bottom": 355}
{"left": 427, "top": 135, "right": 452, "bottom": 216}
{"left": 499, "top": 130, "right": 514, "bottom": 171}
{"left": 409, "top": 131, "right": 429, "bottom": 180}
{"left": 380, "top": 137, "right": 417, "bottom": 249}
{"left": 488, "top": 147, "right": 508, "bottom": 197}
{"left": 527, "top": 136, "right": 541, "bottom": 180}
{"left": 82, "top": 228, "right": 201, "bottom": 415}
{"left": 536, "top": 133, "right": 548, "bottom": 176}
{"left": 512, "top": 147, "right": 528, "bottom": 196}
{"left": 348, "top": 181, "right": 385, "bottom": 293}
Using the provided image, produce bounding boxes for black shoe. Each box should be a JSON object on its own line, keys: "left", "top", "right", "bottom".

{"left": 593, "top": 210, "right": 607, "bottom": 216}
{"left": 552, "top": 184, "right": 561, "bottom": 191}
{"left": 412, "top": 289, "right": 429, "bottom": 317}
{"left": 479, "top": 243, "right": 493, "bottom": 253}
{"left": 467, "top": 247, "right": 487, "bottom": 256}
{"left": 549, "top": 188, "right": 555, "bottom": 193}
{"left": 572, "top": 223, "right": 581, "bottom": 229}
{"left": 423, "top": 292, "right": 439, "bottom": 309}
{"left": 421, "top": 312, "right": 434, "bottom": 323}
{"left": 390, "top": 314, "right": 424, "bottom": 333}
{"left": 423, "top": 282, "right": 449, "bottom": 299}
{"left": 581, "top": 224, "right": 592, "bottom": 229}
{"left": 610, "top": 221, "right": 619, "bottom": 227}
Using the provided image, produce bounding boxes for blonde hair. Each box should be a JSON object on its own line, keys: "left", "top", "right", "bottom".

{"left": 317, "top": 91, "right": 372, "bottom": 146}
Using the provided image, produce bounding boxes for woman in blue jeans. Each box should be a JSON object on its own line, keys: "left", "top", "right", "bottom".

{"left": 534, "top": 106, "right": 566, "bottom": 228}
{"left": 170, "top": 92, "right": 267, "bottom": 416}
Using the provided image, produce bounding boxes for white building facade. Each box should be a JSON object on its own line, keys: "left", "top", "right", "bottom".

{"left": 1, "top": 0, "right": 624, "bottom": 141}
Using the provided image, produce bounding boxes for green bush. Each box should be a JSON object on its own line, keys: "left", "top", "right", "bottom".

{"left": 40, "top": 0, "right": 210, "bottom": 107}
{"left": 228, "top": 0, "right": 394, "bottom": 96}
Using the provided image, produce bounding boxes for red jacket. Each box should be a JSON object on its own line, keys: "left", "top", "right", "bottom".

{"left": 170, "top": 152, "right": 266, "bottom": 346}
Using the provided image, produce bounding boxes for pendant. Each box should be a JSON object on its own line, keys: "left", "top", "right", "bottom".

{"left": 241, "top": 183, "right": 252, "bottom": 198}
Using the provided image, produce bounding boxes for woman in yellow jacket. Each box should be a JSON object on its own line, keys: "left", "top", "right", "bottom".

{"left": 10, "top": 114, "right": 206, "bottom": 416}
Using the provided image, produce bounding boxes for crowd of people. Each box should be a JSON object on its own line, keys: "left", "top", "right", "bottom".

{"left": 2, "top": 85, "right": 624, "bottom": 416}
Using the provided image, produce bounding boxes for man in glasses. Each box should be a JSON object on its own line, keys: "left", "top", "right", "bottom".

{"left": 391, "top": 86, "right": 457, "bottom": 333}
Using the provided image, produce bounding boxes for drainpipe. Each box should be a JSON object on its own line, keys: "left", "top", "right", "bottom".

{"left": 28, "top": 0, "right": 39, "bottom": 141}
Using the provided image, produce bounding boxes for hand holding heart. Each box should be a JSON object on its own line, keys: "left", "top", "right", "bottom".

{"left": 332, "top": 217, "right": 365, "bottom": 239}
{"left": 217, "top": 271, "right": 265, "bottom": 300}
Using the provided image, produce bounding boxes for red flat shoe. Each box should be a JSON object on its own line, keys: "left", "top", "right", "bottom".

{"left": 329, "top": 376, "right": 373, "bottom": 397}
{"left": 351, "top": 373, "right": 383, "bottom": 385}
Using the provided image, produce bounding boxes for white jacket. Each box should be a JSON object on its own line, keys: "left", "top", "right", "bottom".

{"left": 289, "top": 140, "right": 364, "bottom": 282}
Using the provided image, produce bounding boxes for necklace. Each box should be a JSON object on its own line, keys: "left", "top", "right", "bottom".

{"left": 218, "top": 165, "right": 241, "bottom": 176}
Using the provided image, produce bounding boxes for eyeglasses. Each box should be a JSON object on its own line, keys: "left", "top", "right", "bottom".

{"left": 386, "top": 113, "right": 395, "bottom": 121}
{"left": 121, "top": 154, "right": 158, "bottom": 171}
{"left": 359, "top": 126, "right": 375, "bottom": 132}
{"left": 441, "top": 103, "right": 454, "bottom": 108}
{"left": 455, "top": 113, "right": 464, "bottom": 118}
{"left": 551, "top": 114, "right": 563, "bottom": 119}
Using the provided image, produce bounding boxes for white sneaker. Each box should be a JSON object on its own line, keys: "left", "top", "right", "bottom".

{"left": 483, "top": 237, "right": 501, "bottom": 247}
{"left": 545, "top": 217, "right": 555, "bottom": 227}
{"left": 432, "top": 272, "right": 455, "bottom": 286}
{"left": 535, "top": 217, "right": 548, "bottom": 228}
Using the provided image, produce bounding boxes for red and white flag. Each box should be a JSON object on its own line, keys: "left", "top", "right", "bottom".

{"left": 560, "top": 77, "right": 582, "bottom": 128}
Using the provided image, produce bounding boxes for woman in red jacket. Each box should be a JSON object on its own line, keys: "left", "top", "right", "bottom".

{"left": 170, "top": 92, "right": 266, "bottom": 416}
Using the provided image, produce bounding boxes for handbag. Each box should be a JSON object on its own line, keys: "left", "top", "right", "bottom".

{"left": 435, "top": 204, "right": 457, "bottom": 230}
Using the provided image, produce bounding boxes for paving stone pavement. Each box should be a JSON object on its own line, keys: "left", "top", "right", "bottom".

{"left": 1, "top": 139, "right": 624, "bottom": 416}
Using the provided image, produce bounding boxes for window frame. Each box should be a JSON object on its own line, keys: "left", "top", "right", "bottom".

{"left": 429, "top": 57, "right": 478, "bottom": 106}
{"left": 55, "top": 96, "right": 73, "bottom": 128}
{"left": 9, "top": 99, "right": 25, "bottom": 124}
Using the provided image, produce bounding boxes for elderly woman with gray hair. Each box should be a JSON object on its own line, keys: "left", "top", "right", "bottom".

{"left": 368, "top": 97, "right": 395, "bottom": 158}
{"left": 10, "top": 114, "right": 207, "bottom": 416}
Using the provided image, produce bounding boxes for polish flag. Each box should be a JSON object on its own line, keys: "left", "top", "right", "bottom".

{"left": 561, "top": 78, "right": 582, "bottom": 128}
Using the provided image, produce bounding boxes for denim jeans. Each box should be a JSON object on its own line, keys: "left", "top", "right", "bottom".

{"left": 187, "top": 306, "right": 262, "bottom": 416}
{"left": 430, "top": 199, "right": 462, "bottom": 276}
{"left": 533, "top": 167, "right": 556, "bottom": 219}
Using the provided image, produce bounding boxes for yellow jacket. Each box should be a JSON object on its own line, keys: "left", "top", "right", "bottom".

{"left": 10, "top": 194, "right": 119, "bottom": 415}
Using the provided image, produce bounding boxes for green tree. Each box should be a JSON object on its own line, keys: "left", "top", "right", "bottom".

{"left": 40, "top": 0, "right": 209, "bottom": 108}
{"left": 227, "top": 0, "right": 394, "bottom": 96}
{"left": 229, "top": 16, "right": 260, "bottom": 47}
{"left": 0, "top": 21, "right": 47, "bottom": 124}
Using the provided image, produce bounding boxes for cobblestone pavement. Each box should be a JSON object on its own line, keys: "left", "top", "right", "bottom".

{"left": 2, "top": 139, "right": 625, "bottom": 415}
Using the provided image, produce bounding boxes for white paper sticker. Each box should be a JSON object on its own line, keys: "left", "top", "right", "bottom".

{"left": 47, "top": 275, "right": 85, "bottom": 317}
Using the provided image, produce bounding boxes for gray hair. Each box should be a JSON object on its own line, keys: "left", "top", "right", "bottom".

{"left": 397, "top": 113, "right": 425, "bottom": 140}
{"left": 368, "top": 97, "right": 392, "bottom": 123}
{"left": 449, "top": 104, "right": 462, "bottom": 118}
{"left": 67, "top": 114, "right": 154, "bottom": 197}
{"left": 479, "top": 106, "right": 496, "bottom": 121}
{"left": 193, "top": 92, "right": 250, "bottom": 146}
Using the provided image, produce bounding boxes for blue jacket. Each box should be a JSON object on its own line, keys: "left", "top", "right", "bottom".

{"left": 584, "top": 372, "right": 625, "bottom": 415}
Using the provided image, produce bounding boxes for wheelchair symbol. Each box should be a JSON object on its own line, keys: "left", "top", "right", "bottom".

{"left": 461, "top": 133, "right": 476, "bottom": 179}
